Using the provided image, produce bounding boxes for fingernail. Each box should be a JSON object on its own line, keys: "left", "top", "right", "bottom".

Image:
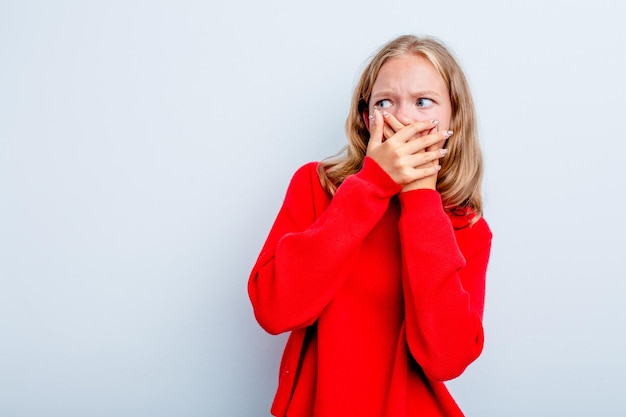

{"left": 439, "top": 148, "right": 449, "bottom": 156}
{"left": 434, "top": 165, "right": 442, "bottom": 172}
{"left": 368, "top": 114, "right": 375, "bottom": 121}
{"left": 443, "top": 130, "right": 453, "bottom": 139}
{"left": 381, "top": 111, "right": 390, "bottom": 118}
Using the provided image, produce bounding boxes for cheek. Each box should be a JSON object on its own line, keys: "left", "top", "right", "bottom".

{"left": 442, "top": 102, "right": 453, "bottom": 129}
{"left": 431, "top": 106, "right": 453, "bottom": 131}
{"left": 420, "top": 109, "right": 450, "bottom": 130}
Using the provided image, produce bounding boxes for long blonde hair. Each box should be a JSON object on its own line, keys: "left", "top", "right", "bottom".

{"left": 318, "top": 35, "right": 484, "bottom": 222}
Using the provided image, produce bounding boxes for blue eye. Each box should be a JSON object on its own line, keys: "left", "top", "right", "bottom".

{"left": 376, "top": 99, "right": 392, "bottom": 109}
{"left": 417, "top": 98, "right": 434, "bottom": 108}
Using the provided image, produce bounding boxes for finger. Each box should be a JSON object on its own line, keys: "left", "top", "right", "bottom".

{"left": 383, "top": 124, "right": 395, "bottom": 141}
{"left": 411, "top": 163, "right": 442, "bottom": 180}
{"left": 367, "top": 107, "right": 385, "bottom": 149}
{"left": 382, "top": 112, "right": 441, "bottom": 137}
{"left": 388, "top": 119, "right": 442, "bottom": 143}
{"left": 406, "top": 148, "right": 450, "bottom": 167}
{"left": 397, "top": 163, "right": 442, "bottom": 186}
{"left": 381, "top": 111, "right": 405, "bottom": 133}
{"left": 426, "top": 129, "right": 454, "bottom": 151}
{"left": 406, "top": 129, "right": 453, "bottom": 153}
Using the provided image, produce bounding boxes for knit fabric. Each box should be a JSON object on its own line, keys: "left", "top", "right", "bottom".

{"left": 249, "top": 157, "right": 492, "bottom": 417}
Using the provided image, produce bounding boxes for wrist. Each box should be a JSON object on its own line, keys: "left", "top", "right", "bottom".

{"left": 353, "top": 157, "right": 403, "bottom": 196}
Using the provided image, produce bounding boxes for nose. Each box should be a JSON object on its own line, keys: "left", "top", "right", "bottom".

{"left": 393, "top": 103, "right": 416, "bottom": 126}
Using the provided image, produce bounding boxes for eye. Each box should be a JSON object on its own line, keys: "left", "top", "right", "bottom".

{"left": 375, "top": 99, "right": 392, "bottom": 109}
{"left": 417, "top": 98, "right": 434, "bottom": 108}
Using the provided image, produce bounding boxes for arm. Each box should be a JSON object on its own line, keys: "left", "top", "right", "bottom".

{"left": 248, "top": 158, "right": 401, "bottom": 335}
{"left": 398, "top": 189, "right": 492, "bottom": 381}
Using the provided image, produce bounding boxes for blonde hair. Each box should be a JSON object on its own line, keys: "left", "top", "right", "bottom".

{"left": 317, "top": 35, "right": 484, "bottom": 222}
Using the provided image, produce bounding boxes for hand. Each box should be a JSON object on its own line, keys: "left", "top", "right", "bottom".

{"left": 381, "top": 112, "right": 451, "bottom": 191}
{"left": 366, "top": 108, "right": 452, "bottom": 190}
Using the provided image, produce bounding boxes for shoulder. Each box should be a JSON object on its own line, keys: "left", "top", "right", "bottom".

{"left": 291, "top": 161, "right": 320, "bottom": 182}
{"left": 286, "top": 162, "right": 323, "bottom": 195}
{"left": 283, "top": 162, "right": 330, "bottom": 214}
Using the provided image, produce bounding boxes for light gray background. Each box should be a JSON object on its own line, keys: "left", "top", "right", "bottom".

{"left": 1, "top": 0, "right": 625, "bottom": 416}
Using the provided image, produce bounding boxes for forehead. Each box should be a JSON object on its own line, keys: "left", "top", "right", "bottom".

{"left": 373, "top": 55, "right": 447, "bottom": 93}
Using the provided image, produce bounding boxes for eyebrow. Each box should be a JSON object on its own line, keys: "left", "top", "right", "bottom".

{"left": 371, "top": 89, "right": 443, "bottom": 99}
{"left": 413, "top": 90, "right": 442, "bottom": 97}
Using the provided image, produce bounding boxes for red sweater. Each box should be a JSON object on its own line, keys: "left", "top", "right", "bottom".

{"left": 249, "top": 157, "right": 492, "bottom": 417}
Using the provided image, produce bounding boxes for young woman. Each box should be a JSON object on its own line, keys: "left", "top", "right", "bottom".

{"left": 248, "top": 35, "right": 492, "bottom": 417}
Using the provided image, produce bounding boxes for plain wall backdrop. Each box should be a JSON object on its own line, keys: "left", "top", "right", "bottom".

{"left": 1, "top": 0, "right": 625, "bottom": 416}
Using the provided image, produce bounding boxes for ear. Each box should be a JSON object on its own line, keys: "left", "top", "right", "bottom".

{"left": 362, "top": 109, "right": 371, "bottom": 131}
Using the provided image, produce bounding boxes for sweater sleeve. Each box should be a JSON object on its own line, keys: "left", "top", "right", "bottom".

{"left": 248, "top": 157, "right": 402, "bottom": 335}
{"left": 398, "top": 189, "right": 492, "bottom": 382}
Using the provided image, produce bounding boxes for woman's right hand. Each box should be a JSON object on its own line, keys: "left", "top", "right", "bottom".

{"left": 365, "top": 108, "right": 451, "bottom": 187}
